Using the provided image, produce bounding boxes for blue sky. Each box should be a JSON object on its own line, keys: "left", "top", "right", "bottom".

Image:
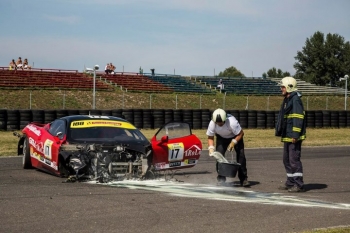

{"left": 1, "top": 0, "right": 349, "bottom": 77}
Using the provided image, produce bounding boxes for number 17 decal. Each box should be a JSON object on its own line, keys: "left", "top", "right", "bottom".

{"left": 168, "top": 143, "right": 184, "bottom": 162}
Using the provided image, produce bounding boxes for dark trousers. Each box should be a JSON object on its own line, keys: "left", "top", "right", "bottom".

{"left": 283, "top": 141, "right": 304, "bottom": 188}
{"left": 216, "top": 135, "right": 248, "bottom": 183}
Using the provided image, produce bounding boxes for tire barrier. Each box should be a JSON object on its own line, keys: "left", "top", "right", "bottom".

{"left": 306, "top": 110, "right": 315, "bottom": 128}
{"left": 0, "top": 109, "right": 6, "bottom": 130}
{"left": 192, "top": 109, "right": 202, "bottom": 130}
{"left": 248, "top": 110, "right": 257, "bottom": 129}
{"left": 322, "top": 110, "right": 331, "bottom": 127}
{"left": 201, "top": 109, "right": 211, "bottom": 129}
{"left": 142, "top": 109, "right": 153, "bottom": 129}
{"left": 266, "top": 111, "right": 275, "bottom": 129}
{"left": 315, "top": 110, "right": 323, "bottom": 128}
{"left": 133, "top": 109, "right": 143, "bottom": 129}
{"left": 257, "top": 111, "right": 266, "bottom": 129}
{"left": 239, "top": 110, "right": 248, "bottom": 129}
{"left": 330, "top": 111, "right": 339, "bottom": 128}
{"left": 164, "top": 109, "right": 174, "bottom": 124}
{"left": 44, "top": 110, "right": 56, "bottom": 123}
{"left": 0, "top": 109, "right": 349, "bottom": 131}
{"left": 19, "top": 109, "right": 32, "bottom": 130}
{"left": 339, "top": 110, "right": 347, "bottom": 128}
{"left": 6, "top": 110, "right": 19, "bottom": 131}
{"left": 122, "top": 109, "right": 134, "bottom": 125}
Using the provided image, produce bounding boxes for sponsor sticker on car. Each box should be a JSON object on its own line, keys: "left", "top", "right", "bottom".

{"left": 70, "top": 120, "right": 136, "bottom": 129}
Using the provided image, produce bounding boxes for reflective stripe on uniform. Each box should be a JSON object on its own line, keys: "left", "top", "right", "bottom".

{"left": 281, "top": 135, "right": 306, "bottom": 142}
{"left": 287, "top": 173, "right": 303, "bottom": 177}
{"left": 285, "top": 113, "right": 304, "bottom": 119}
{"left": 293, "top": 127, "right": 301, "bottom": 132}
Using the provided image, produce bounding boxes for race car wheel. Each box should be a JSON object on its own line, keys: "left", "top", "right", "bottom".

{"left": 58, "top": 155, "right": 69, "bottom": 178}
{"left": 22, "top": 136, "right": 32, "bottom": 169}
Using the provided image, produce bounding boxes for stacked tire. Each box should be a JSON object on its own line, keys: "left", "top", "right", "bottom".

{"left": 122, "top": 109, "right": 134, "bottom": 124}
{"left": 19, "top": 110, "right": 32, "bottom": 129}
{"left": 257, "top": 110, "right": 266, "bottom": 129}
{"left": 6, "top": 110, "right": 19, "bottom": 130}
{"left": 111, "top": 109, "right": 123, "bottom": 118}
{"left": 314, "top": 110, "right": 323, "bottom": 128}
{"left": 153, "top": 109, "right": 164, "bottom": 129}
{"left": 32, "top": 110, "right": 45, "bottom": 124}
{"left": 142, "top": 109, "right": 153, "bottom": 129}
{"left": 0, "top": 109, "right": 6, "bottom": 131}
{"left": 201, "top": 109, "right": 211, "bottom": 129}
{"left": 239, "top": 110, "right": 248, "bottom": 129}
{"left": 306, "top": 111, "right": 315, "bottom": 128}
{"left": 192, "top": 109, "right": 202, "bottom": 129}
{"left": 133, "top": 109, "right": 143, "bottom": 129}
{"left": 44, "top": 110, "right": 57, "bottom": 123}
{"left": 164, "top": 109, "right": 174, "bottom": 124}
{"left": 182, "top": 109, "right": 193, "bottom": 129}
{"left": 266, "top": 111, "right": 275, "bottom": 128}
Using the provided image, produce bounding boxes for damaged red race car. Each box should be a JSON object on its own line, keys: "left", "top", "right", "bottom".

{"left": 14, "top": 115, "right": 202, "bottom": 182}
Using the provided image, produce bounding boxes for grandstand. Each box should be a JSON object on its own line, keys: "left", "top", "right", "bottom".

{"left": 269, "top": 77, "right": 346, "bottom": 95}
{"left": 145, "top": 74, "right": 214, "bottom": 94}
{"left": 190, "top": 76, "right": 346, "bottom": 96}
{"left": 0, "top": 66, "right": 346, "bottom": 96}
{"left": 95, "top": 72, "right": 172, "bottom": 93}
{"left": 189, "top": 76, "right": 281, "bottom": 95}
{"left": 0, "top": 68, "right": 112, "bottom": 91}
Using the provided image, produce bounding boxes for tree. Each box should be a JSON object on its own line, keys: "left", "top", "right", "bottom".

{"left": 294, "top": 31, "right": 350, "bottom": 87}
{"left": 262, "top": 67, "right": 290, "bottom": 79}
{"left": 218, "top": 66, "right": 245, "bottom": 77}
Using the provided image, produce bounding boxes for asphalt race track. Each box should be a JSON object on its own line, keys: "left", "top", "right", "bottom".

{"left": 1, "top": 146, "right": 350, "bottom": 233}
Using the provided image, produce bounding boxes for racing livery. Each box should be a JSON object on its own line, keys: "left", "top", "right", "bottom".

{"left": 15, "top": 115, "right": 202, "bottom": 182}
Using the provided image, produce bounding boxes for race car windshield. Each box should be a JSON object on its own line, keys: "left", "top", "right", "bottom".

{"left": 69, "top": 127, "right": 148, "bottom": 142}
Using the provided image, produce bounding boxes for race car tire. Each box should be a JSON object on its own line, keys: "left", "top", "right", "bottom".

{"left": 23, "top": 136, "right": 32, "bottom": 169}
{"left": 58, "top": 155, "right": 69, "bottom": 178}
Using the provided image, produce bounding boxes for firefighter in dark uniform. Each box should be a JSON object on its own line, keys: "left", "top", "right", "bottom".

{"left": 275, "top": 77, "right": 306, "bottom": 192}
{"left": 207, "top": 108, "right": 250, "bottom": 187}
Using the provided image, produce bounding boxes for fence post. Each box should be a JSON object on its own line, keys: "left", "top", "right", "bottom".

{"left": 223, "top": 92, "right": 226, "bottom": 109}
{"left": 267, "top": 96, "right": 270, "bottom": 110}
{"left": 245, "top": 96, "right": 249, "bottom": 110}
{"left": 30, "top": 91, "right": 32, "bottom": 109}
{"left": 123, "top": 92, "right": 125, "bottom": 109}
{"left": 63, "top": 91, "right": 65, "bottom": 109}
{"left": 200, "top": 95, "right": 202, "bottom": 109}
{"left": 150, "top": 94, "right": 152, "bottom": 109}
{"left": 176, "top": 95, "right": 178, "bottom": 109}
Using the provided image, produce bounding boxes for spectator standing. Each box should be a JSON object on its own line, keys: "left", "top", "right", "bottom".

{"left": 206, "top": 108, "right": 250, "bottom": 187}
{"left": 16, "top": 57, "right": 23, "bottom": 69}
{"left": 275, "top": 76, "right": 306, "bottom": 193}
{"left": 9, "top": 59, "right": 16, "bottom": 70}
{"left": 217, "top": 79, "right": 225, "bottom": 90}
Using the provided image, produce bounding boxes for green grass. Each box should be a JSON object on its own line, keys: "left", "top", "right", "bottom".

{"left": 300, "top": 227, "right": 350, "bottom": 233}
{"left": 0, "top": 89, "right": 348, "bottom": 110}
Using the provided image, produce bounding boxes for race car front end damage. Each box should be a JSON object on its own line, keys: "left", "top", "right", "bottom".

{"left": 59, "top": 143, "right": 152, "bottom": 183}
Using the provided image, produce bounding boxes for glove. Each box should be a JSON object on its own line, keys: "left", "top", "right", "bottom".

{"left": 208, "top": 146, "right": 215, "bottom": 156}
{"left": 227, "top": 139, "right": 237, "bottom": 151}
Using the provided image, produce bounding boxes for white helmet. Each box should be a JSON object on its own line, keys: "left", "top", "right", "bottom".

{"left": 212, "top": 108, "right": 227, "bottom": 123}
{"left": 279, "top": 76, "right": 297, "bottom": 93}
